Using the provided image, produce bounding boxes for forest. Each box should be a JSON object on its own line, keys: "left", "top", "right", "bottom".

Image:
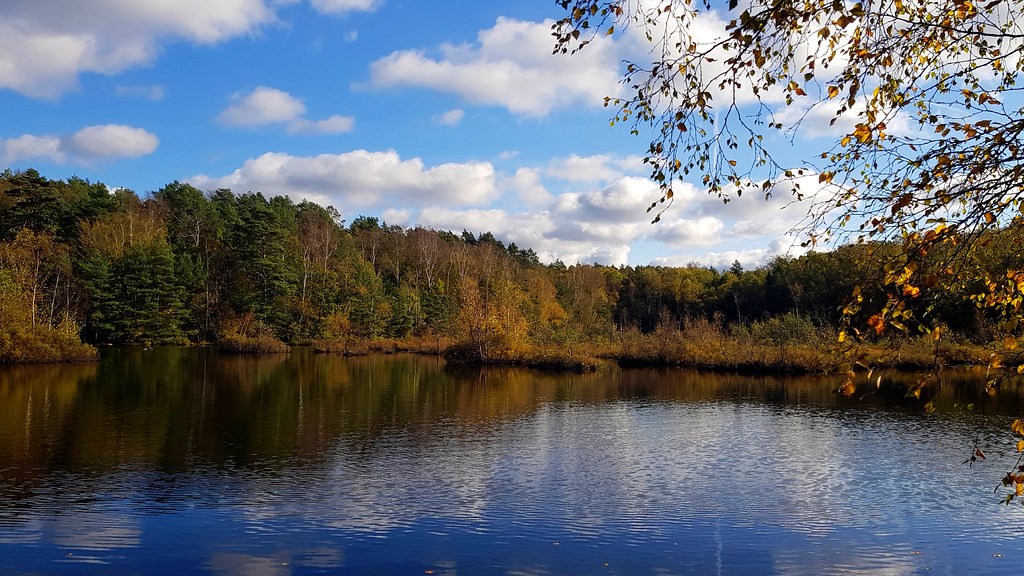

{"left": 0, "top": 168, "right": 1015, "bottom": 370}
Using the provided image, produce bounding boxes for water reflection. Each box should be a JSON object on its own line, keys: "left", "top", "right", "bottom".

{"left": 2, "top": 349, "right": 1021, "bottom": 477}
{"left": 52, "top": 511, "right": 141, "bottom": 551}
{"left": 0, "top": 348, "right": 1022, "bottom": 575}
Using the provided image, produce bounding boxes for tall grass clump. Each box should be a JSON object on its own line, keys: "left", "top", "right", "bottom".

{"left": 0, "top": 318, "right": 98, "bottom": 364}
{"left": 443, "top": 339, "right": 600, "bottom": 372}
{"left": 217, "top": 314, "right": 289, "bottom": 354}
{"left": 615, "top": 313, "right": 836, "bottom": 373}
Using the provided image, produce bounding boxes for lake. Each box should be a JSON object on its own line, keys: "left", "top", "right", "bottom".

{"left": 1, "top": 347, "right": 1023, "bottom": 575}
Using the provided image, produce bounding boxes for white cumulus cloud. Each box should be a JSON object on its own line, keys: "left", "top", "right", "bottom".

{"left": 1, "top": 125, "right": 158, "bottom": 165}
{"left": 649, "top": 217, "right": 725, "bottom": 246}
{"left": 68, "top": 125, "right": 159, "bottom": 159}
{"left": 0, "top": 0, "right": 278, "bottom": 99}
{"left": 417, "top": 177, "right": 665, "bottom": 265}
{"left": 286, "top": 115, "right": 355, "bottom": 135}
{"left": 409, "top": 172, "right": 811, "bottom": 267}
{"left": 434, "top": 109, "right": 465, "bottom": 127}
{"left": 309, "top": 0, "right": 380, "bottom": 14}
{"left": 217, "top": 87, "right": 355, "bottom": 134}
{"left": 2, "top": 135, "right": 65, "bottom": 165}
{"left": 364, "top": 17, "right": 622, "bottom": 117}
{"left": 217, "top": 86, "right": 307, "bottom": 126}
{"left": 216, "top": 86, "right": 356, "bottom": 134}
{"left": 188, "top": 150, "right": 497, "bottom": 211}
{"left": 652, "top": 235, "right": 810, "bottom": 270}
{"left": 547, "top": 154, "right": 646, "bottom": 183}
{"left": 502, "top": 167, "right": 551, "bottom": 205}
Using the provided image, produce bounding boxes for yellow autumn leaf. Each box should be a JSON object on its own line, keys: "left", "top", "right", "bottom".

{"left": 1012, "top": 419, "right": 1024, "bottom": 436}
{"left": 1017, "top": 439, "right": 1024, "bottom": 452}
{"left": 853, "top": 123, "right": 872, "bottom": 143}
{"left": 827, "top": 85, "right": 839, "bottom": 99}
{"left": 1016, "top": 482, "right": 1022, "bottom": 496}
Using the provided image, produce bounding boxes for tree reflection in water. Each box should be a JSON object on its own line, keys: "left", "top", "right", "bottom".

{"left": 0, "top": 348, "right": 1022, "bottom": 575}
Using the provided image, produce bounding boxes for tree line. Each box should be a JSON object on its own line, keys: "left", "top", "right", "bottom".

{"left": 0, "top": 168, "right": 1016, "bottom": 363}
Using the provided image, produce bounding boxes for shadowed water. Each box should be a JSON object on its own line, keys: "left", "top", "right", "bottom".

{"left": 1, "top": 347, "right": 1023, "bottom": 575}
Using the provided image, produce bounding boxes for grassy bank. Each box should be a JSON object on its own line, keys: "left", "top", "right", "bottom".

{"left": 610, "top": 324, "right": 991, "bottom": 374}
{"left": 293, "top": 314, "right": 998, "bottom": 375}
{"left": 0, "top": 327, "right": 98, "bottom": 364}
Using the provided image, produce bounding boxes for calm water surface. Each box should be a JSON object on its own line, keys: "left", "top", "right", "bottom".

{"left": 1, "top": 347, "right": 1024, "bottom": 575}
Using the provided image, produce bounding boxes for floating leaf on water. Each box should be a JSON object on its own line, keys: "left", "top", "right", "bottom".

{"left": 1013, "top": 419, "right": 1024, "bottom": 436}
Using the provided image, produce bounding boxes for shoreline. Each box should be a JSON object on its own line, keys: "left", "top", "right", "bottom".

{"left": 2, "top": 333, "right": 999, "bottom": 377}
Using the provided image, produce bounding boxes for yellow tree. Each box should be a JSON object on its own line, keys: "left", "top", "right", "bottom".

{"left": 527, "top": 269, "right": 569, "bottom": 343}
{"left": 0, "top": 229, "right": 94, "bottom": 362}
{"left": 454, "top": 244, "right": 532, "bottom": 362}
{"left": 0, "top": 229, "right": 59, "bottom": 329}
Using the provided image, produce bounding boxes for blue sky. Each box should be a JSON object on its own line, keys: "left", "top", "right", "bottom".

{"left": 0, "top": 0, "right": 821, "bottom": 268}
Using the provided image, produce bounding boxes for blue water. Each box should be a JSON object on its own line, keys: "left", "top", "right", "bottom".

{"left": 0, "top": 348, "right": 1022, "bottom": 574}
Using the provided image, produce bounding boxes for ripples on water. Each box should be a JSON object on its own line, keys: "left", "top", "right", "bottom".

{"left": 0, "top": 348, "right": 1023, "bottom": 574}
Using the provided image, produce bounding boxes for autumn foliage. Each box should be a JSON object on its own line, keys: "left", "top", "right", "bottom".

{"left": 0, "top": 167, "right": 1015, "bottom": 372}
